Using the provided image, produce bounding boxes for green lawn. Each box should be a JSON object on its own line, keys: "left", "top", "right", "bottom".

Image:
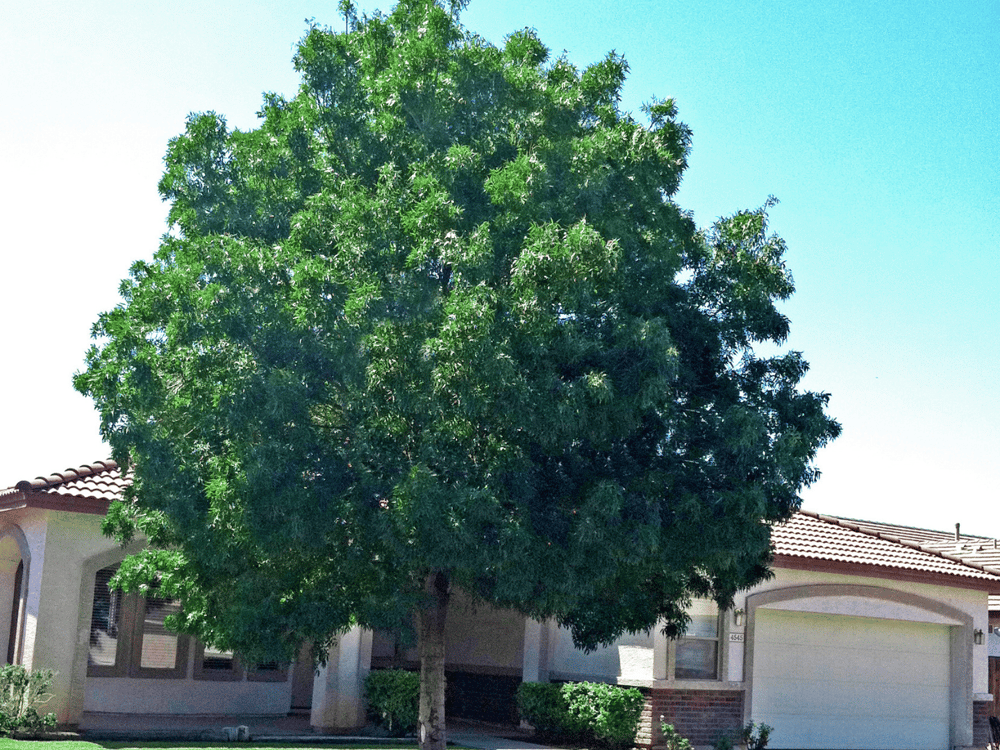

{"left": 0, "top": 743, "right": 433, "bottom": 750}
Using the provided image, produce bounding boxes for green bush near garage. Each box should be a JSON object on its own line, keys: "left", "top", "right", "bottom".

{"left": 517, "top": 681, "right": 644, "bottom": 750}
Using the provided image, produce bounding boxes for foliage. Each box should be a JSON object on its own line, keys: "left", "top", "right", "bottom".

{"left": 516, "top": 683, "right": 567, "bottom": 737}
{"left": 564, "top": 683, "right": 644, "bottom": 750}
{"left": 75, "top": 0, "right": 839, "bottom": 746}
{"left": 659, "top": 720, "right": 692, "bottom": 750}
{"left": 518, "top": 682, "right": 643, "bottom": 749}
{"left": 740, "top": 721, "right": 773, "bottom": 750}
{"left": 0, "top": 665, "right": 57, "bottom": 738}
{"left": 364, "top": 669, "right": 420, "bottom": 735}
{"left": 714, "top": 732, "right": 734, "bottom": 750}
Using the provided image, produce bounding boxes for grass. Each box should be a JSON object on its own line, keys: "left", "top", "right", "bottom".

{"left": 0, "top": 743, "right": 435, "bottom": 750}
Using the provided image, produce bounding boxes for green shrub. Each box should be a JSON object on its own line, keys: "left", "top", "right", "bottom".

{"left": 516, "top": 683, "right": 569, "bottom": 738}
{"left": 364, "top": 669, "right": 419, "bottom": 736}
{"left": 0, "top": 665, "right": 57, "bottom": 737}
{"left": 740, "top": 721, "right": 773, "bottom": 750}
{"left": 517, "top": 681, "right": 644, "bottom": 750}
{"left": 660, "top": 719, "right": 692, "bottom": 750}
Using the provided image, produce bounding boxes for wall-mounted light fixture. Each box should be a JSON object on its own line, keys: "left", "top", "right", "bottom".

{"left": 733, "top": 608, "right": 745, "bottom": 627}
{"left": 974, "top": 628, "right": 984, "bottom": 645}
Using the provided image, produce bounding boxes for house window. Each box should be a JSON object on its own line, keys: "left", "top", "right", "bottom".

{"left": 131, "top": 593, "right": 188, "bottom": 678}
{"left": 193, "top": 642, "right": 243, "bottom": 681}
{"left": 674, "top": 599, "right": 720, "bottom": 680}
{"left": 88, "top": 566, "right": 125, "bottom": 675}
{"left": 246, "top": 660, "right": 289, "bottom": 682}
{"left": 87, "top": 565, "right": 189, "bottom": 678}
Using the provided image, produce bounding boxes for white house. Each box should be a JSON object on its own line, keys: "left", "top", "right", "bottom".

{"left": 2, "top": 460, "right": 997, "bottom": 750}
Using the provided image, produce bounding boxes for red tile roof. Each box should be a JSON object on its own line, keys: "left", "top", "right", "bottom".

{"left": 773, "top": 509, "right": 1000, "bottom": 585}
{"left": 813, "top": 513, "right": 1000, "bottom": 602}
{"left": 0, "top": 460, "right": 129, "bottom": 514}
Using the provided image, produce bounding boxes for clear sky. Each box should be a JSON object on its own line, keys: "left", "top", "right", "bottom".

{"left": 2, "top": 0, "right": 997, "bottom": 533}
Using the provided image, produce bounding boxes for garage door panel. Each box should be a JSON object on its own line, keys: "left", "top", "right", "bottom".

{"left": 874, "top": 686, "right": 949, "bottom": 719}
{"left": 752, "top": 609, "right": 950, "bottom": 750}
{"left": 873, "top": 655, "right": 949, "bottom": 686}
{"left": 767, "top": 714, "right": 950, "bottom": 750}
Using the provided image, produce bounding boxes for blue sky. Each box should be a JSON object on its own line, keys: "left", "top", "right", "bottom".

{"left": 2, "top": 0, "right": 997, "bottom": 533}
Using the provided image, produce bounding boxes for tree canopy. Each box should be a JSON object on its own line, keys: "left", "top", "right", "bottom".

{"left": 75, "top": 2, "right": 839, "bottom": 747}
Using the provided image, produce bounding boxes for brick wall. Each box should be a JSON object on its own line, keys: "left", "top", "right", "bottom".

{"left": 640, "top": 688, "right": 744, "bottom": 749}
{"left": 974, "top": 699, "right": 992, "bottom": 748}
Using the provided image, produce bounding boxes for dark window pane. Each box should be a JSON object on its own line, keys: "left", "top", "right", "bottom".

{"left": 203, "top": 644, "right": 236, "bottom": 670}
{"left": 675, "top": 639, "right": 718, "bottom": 679}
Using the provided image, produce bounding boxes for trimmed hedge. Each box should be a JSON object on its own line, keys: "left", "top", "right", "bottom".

{"left": 517, "top": 681, "right": 644, "bottom": 750}
{"left": 364, "top": 669, "right": 419, "bottom": 736}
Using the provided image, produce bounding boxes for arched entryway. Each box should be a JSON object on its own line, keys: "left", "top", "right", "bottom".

{"left": 0, "top": 527, "right": 29, "bottom": 665}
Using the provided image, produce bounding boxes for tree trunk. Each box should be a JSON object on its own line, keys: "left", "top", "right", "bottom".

{"left": 417, "top": 570, "right": 450, "bottom": 750}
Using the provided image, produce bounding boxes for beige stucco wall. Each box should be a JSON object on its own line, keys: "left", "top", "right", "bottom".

{"left": 375, "top": 588, "right": 526, "bottom": 674}
{"left": 444, "top": 590, "right": 525, "bottom": 673}
{"left": 85, "top": 663, "right": 293, "bottom": 715}
{"left": 549, "top": 625, "right": 655, "bottom": 683}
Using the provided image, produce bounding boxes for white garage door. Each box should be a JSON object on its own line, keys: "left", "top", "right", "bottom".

{"left": 751, "top": 609, "right": 950, "bottom": 750}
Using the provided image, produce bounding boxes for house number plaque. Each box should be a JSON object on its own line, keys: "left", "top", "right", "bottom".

{"left": 729, "top": 632, "right": 745, "bottom": 642}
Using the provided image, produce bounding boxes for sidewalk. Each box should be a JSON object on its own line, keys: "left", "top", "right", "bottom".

{"left": 78, "top": 712, "right": 555, "bottom": 748}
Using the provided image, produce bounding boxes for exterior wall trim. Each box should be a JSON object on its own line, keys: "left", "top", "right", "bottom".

{"left": 744, "top": 583, "right": 974, "bottom": 749}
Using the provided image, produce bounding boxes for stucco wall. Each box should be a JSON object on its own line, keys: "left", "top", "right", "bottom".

{"left": 550, "top": 624, "right": 655, "bottom": 683}
{"left": 444, "top": 590, "right": 525, "bottom": 672}
{"left": 374, "top": 589, "right": 526, "bottom": 674}
{"left": 32, "top": 509, "right": 122, "bottom": 722}
{"left": 85, "top": 653, "right": 293, "bottom": 715}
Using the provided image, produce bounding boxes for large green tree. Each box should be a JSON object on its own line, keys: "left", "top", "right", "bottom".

{"left": 76, "top": 2, "right": 839, "bottom": 747}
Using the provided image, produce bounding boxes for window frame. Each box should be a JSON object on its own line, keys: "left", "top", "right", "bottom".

{"left": 128, "top": 593, "right": 190, "bottom": 679}
{"left": 192, "top": 641, "right": 244, "bottom": 682}
{"left": 668, "top": 600, "right": 726, "bottom": 683}
{"left": 87, "top": 565, "right": 190, "bottom": 679}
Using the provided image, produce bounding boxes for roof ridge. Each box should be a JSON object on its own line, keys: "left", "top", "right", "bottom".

{"left": 795, "top": 508, "right": 1000, "bottom": 578}
{"left": 14, "top": 460, "right": 119, "bottom": 494}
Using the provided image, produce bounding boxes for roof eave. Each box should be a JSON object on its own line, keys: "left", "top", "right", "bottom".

{"left": 773, "top": 553, "right": 1000, "bottom": 594}
{"left": 0, "top": 491, "right": 109, "bottom": 516}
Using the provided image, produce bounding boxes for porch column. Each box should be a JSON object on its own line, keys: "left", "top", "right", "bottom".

{"left": 522, "top": 618, "right": 551, "bottom": 683}
{"left": 310, "top": 625, "right": 373, "bottom": 732}
{"left": 653, "top": 621, "right": 668, "bottom": 680}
